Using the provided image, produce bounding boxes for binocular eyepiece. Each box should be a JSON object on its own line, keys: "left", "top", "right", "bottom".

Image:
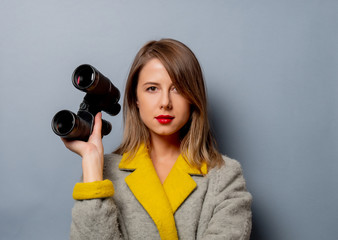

{"left": 51, "top": 64, "right": 121, "bottom": 141}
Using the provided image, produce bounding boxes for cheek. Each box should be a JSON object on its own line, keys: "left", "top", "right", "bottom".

{"left": 137, "top": 98, "right": 156, "bottom": 122}
{"left": 176, "top": 101, "right": 191, "bottom": 123}
{"left": 183, "top": 106, "right": 191, "bottom": 123}
{"left": 138, "top": 97, "right": 152, "bottom": 111}
{"left": 175, "top": 96, "right": 190, "bottom": 113}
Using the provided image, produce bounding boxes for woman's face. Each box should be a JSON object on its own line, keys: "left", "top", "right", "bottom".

{"left": 136, "top": 58, "right": 190, "bottom": 140}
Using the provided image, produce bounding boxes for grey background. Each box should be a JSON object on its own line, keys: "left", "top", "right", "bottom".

{"left": 1, "top": 0, "right": 337, "bottom": 239}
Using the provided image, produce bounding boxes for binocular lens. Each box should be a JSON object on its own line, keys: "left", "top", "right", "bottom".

{"left": 52, "top": 110, "right": 75, "bottom": 135}
{"left": 74, "top": 67, "right": 94, "bottom": 88}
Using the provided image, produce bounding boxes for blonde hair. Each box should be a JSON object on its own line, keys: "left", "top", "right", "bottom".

{"left": 114, "top": 39, "right": 223, "bottom": 169}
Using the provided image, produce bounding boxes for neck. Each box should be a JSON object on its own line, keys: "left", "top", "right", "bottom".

{"left": 148, "top": 133, "right": 181, "bottom": 162}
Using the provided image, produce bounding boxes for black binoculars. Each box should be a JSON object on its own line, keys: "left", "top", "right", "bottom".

{"left": 51, "top": 64, "right": 121, "bottom": 141}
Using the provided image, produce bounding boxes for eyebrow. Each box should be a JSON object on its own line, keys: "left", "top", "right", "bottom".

{"left": 142, "top": 82, "right": 160, "bottom": 86}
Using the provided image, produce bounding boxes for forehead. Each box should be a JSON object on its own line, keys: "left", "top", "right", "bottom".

{"left": 138, "top": 58, "right": 173, "bottom": 85}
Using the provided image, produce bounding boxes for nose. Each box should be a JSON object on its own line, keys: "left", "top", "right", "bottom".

{"left": 160, "top": 91, "right": 172, "bottom": 110}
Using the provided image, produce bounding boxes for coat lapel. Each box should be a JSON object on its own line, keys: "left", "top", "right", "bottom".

{"left": 119, "top": 145, "right": 178, "bottom": 240}
{"left": 163, "top": 154, "right": 207, "bottom": 213}
{"left": 118, "top": 144, "right": 208, "bottom": 240}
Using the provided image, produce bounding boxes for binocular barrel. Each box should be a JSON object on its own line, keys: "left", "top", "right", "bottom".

{"left": 51, "top": 110, "right": 112, "bottom": 141}
{"left": 72, "top": 64, "right": 120, "bottom": 104}
{"left": 51, "top": 64, "right": 120, "bottom": 141}
{"left": 52, "top": 110, "right": 91, "bottom": 140}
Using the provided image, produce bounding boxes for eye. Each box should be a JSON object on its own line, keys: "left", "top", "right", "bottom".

{"left": 146, "top": 86, "right": 157, "bottom": 92}
{"left": 171, "top": 86, "right": 179, "bottom": 93}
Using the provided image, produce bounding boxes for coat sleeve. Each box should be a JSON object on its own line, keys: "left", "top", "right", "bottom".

{"left": 70, "top": 155, "right": 126, "bottom": 240}
{"left": 70, "top": 197, "right": 125, "bottom": 240}
{"left": 201, "top": 158, "right": 252, "bottom": 240}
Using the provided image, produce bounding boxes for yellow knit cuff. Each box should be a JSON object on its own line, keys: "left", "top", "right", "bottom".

{"left": 72, "top": 179, "right": 115, "bottom": 200}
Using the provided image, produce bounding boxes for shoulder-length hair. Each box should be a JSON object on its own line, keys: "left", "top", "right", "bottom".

{"left": 114, "top": 38, "right": 223, "bottom": 169}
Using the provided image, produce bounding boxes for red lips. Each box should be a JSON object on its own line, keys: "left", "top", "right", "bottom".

{"left": 155, "top": 115, "right": 174, "bottom": 124}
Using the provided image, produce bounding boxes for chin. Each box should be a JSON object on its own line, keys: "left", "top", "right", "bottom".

{"left": 151, "top": 129, "right": 180, "bottom": 137}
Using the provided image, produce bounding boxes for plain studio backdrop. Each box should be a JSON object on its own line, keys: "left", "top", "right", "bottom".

{"left": 0, "top": 1, "right": 337, "bottom": 239}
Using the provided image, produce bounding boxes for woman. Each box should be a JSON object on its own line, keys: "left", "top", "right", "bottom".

{"left": 63, "top": 39, "right": 252, "bottom": 240}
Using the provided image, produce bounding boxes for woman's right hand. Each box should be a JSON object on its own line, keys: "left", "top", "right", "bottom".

{"left": 61, "top": 112, "right": 104, "bottom": 183}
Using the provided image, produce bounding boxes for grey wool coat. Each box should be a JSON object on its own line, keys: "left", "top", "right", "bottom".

{"left": 70, "top": 146, "right": 252, "bottom": 240}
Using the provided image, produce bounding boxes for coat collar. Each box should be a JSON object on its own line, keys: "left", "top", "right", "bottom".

{"left": 118, "top": 144, "right": 208, "bottom": 175}
{"left": 118, "top": 144, "right": 207, "bottom": 240}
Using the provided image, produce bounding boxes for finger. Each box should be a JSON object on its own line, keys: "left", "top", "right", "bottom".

{"left": 61, "top": 137, "right": 87, "bottom": 156}
{"left": 89, "top": 112, "right": 103, "bottom": 141}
